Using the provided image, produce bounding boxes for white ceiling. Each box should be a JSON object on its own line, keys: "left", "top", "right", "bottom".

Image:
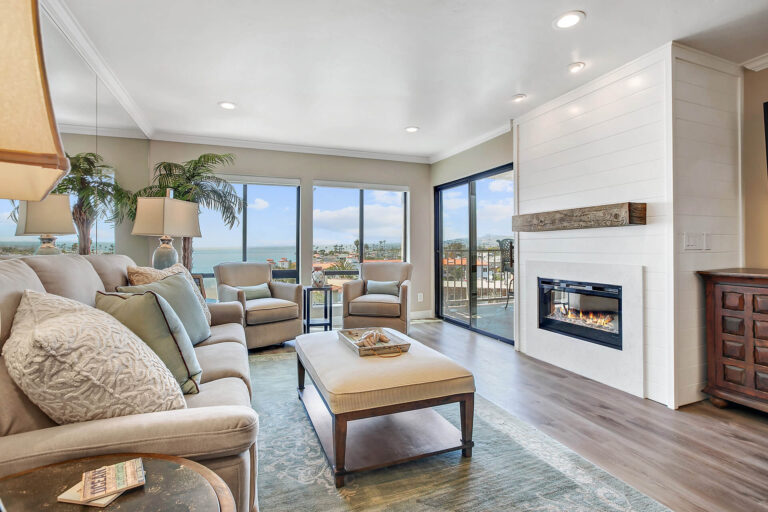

{"left": 44, "top": 0, "right": 768, "bottom": 162}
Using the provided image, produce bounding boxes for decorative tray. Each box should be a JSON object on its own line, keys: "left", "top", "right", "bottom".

{"left": 338, "top": 327, "right": 411, "bottom": 357}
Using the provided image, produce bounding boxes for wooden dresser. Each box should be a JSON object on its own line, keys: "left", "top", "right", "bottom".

{"left": 698, "top": 269, "right": 768, "bottom": 412}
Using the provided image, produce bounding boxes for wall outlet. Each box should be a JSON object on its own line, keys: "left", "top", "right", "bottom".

{"left": 683, "top": 232, "right": 711, "bottom": 251}
{"left": 417, "top": 292, "right": 424, "bottom": 302}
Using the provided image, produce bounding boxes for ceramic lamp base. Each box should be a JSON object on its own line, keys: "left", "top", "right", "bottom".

{"left": 152, "top": 236, "right": 178, "bottom": 269}
{"left": 35, "top": 236, "right": 61, "bottom": 255}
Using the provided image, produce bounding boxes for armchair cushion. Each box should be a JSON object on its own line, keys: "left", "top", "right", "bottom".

{"left": 245, "top": 298, "right": 299, "bottom": 325}
{"left": 366, "top": 280, "right": 400, "bottom": 296}
{"left": 348, "top": 294, "right": 401, "bottom": 317}
{"left": 0, "top": 404, "right": 258, "bottom": 477}
{"left": 238, "top": 283, "right": 271, "bottom": 300}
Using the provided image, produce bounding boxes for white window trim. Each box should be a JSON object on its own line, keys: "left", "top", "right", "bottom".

{"left": 312, "top": 180, "right": 409, "bottom": 192}
{"left": 217, "top": 174, "right": 301, "bottom": 187}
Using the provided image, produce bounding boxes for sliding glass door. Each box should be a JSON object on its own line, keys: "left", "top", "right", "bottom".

{"left": 435, "top": 164, "right": 515, "bottom": 343}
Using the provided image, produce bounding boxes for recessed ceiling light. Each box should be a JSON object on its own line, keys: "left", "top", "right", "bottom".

{"left": 553, "top": 10, "right": 586, "bottom": 29}
{"left": 511, "top": 94, "right": 527, "bottom": 103}
{"left": 568, "top": 61, "right": 586, "bottom": 73}
{"left": 405, "top": 126, "right": 419, "bottom": 133}
{"left": 218, "top": 101, "right": 236, "bottom": 110}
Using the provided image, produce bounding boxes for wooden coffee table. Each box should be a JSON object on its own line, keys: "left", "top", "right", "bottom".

{"left": 295, "top": 329, "right": 475, "bottom": 488}
{"left": 0, "top": 453, "right": 235, "bottom": 511}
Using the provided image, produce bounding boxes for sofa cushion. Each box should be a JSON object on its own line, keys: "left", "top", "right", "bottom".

{"left": 0, "top": 357, "right": 55, "bottom": 436}
{"left": 197, "top": 323, "right": 247, "bottom": 348}
{"left": 84, "top": 254, "right": 136, "bottom": 292}
{"left": 245, "top": 298, "right": 298, "bottom": 325}
{"left": 2, "top": 290, "right": 185, "bottom": 424}
{"left": 127, "top": 263, "right": 211, "bottom": 325}
{"left": 119, "top": 274, "right": 211, "bottom": 345}
{"left": 20, "top": 254, "right": 105, "bottom": 307}
{"left": 96, "top": 291, "right": 203, "bottom": 395}
{"left": 366, "top": 280, "right": 399, "bottom": 296}
{"left": 194, "top": 343, "right": 251, "bottom": 395}
{"left": 184, "top": 378, "right": 252, "bottom": 409}
{"left": 349, "top": 294, "right": 400, "bottom": 317}
{"left": 0, "top": 259, "right": 45, "bottom": 347}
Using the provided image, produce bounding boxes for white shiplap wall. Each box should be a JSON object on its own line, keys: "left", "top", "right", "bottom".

{"left": 671, "top": 46, "right": 742, "bottom": 406}
{"left": 513, "top": 43, "right": 743, "bottom": 408}
{"left": 515, "top": 47, "right": 674, "bottom": 405}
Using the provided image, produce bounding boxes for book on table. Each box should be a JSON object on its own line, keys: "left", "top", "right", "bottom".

{"left": 56, "top": 458, "right": 145, "bottom": 506}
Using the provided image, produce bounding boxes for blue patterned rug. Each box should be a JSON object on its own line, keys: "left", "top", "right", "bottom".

{"left": 250, "top": 352, "right": 668, "bottom": 512}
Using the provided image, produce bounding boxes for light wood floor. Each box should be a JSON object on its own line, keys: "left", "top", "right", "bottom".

{"left": 272, "top": 321, "right": 768, "bottom": 512}
{"left": 410, "top": 321, "right": 768, "bottom": 512}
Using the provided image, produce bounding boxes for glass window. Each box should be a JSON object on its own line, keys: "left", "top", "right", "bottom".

{"left": 363, "top": 190, "right": 405, "bottom": 262}
{"left": 246, "top": 184, "right": 297, "bottom": 279}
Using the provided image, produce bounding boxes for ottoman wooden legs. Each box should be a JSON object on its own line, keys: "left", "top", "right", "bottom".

{"left": 332, "top": 417, "right": 347, "bottom": 488}
{"left": 460, "top": 394, "right": 474, "bottom": 458}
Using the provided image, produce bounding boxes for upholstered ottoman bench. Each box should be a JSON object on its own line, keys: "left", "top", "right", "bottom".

{"left": 295, "top": 329, "right": 475, "bottom": 487}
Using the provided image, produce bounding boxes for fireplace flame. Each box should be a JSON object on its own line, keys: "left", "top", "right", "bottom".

{"left": 554, "top": 304, "right": 614, "bottom": 329}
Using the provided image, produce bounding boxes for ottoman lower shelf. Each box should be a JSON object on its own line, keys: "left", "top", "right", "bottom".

{"left": 299, "top": 385, "right": 470, "bottom": 482}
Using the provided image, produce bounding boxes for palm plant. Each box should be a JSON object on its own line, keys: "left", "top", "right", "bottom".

{"left": 128, "top": 153, "right": 243, "bottom": 269}
{"left": 52, "top": 152, "right": 131, "bottom": 255}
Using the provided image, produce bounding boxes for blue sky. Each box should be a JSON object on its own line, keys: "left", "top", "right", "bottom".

{"left": 312, "top": 188, "right": 404, "bottom": 247}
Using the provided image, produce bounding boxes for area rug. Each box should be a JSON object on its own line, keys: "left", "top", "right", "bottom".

{"left": 250, "top": 352, "right": 669, "bottom": 512}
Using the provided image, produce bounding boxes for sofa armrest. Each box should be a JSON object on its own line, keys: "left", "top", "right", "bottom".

{"left": 0, "top": 405, "right": 258, "bottom": 478}
{"left": 342, "top": 279, "right": 365, "bottom": 317}
{"left": 208, "top": 301, "right": 244, "bottom": 326}
{"left": 269, "top": 281, "right": 303, "bottom": 318}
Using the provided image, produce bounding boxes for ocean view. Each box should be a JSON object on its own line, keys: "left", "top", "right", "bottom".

{"left": 191, "top": 246, "right": 297, "bottom": 274}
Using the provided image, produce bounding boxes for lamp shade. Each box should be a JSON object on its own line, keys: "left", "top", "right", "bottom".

{"left": 0, "top": 0, "right": 69, "bottom": 201}
{"left": 15, "top": 193, "right": 76, "bottom": 235}
{"left": 132, "top": 196, "right": 201, "bottom": 238}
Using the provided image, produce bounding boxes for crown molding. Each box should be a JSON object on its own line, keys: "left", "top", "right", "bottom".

{"left": 40, "top": 0, "right": 154, "bottom": 138}
{"left": 429, "top": 123, "right": 511, "bottom": 164}
{"left": 742, "top": 52, "right": 768, "bottom": 71}
{"left": 58, "top": 123, "right": 148, "bottom": 140}
{"left": 151, "top": 131, "right": 431, "bottom": 164}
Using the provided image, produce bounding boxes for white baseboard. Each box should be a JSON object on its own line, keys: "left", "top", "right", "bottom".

{"left": 411, "top": 310, "right": 435, "bottom": 320}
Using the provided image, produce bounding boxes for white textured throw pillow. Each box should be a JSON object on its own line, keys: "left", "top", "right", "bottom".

{"left": 1, "top": 290, "right": 186, "bottom": 424}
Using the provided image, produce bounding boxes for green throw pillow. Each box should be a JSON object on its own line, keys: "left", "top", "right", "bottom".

{"left": 95, "top": 291, "right": 202, "bottom": 394}
{"left": 238, "top": 283, "right": 272, "bottom": 300}
{"left": 366, "top": 280, "right": 400, "bottom": 296}
{"left": 118, "top": 273, "right": 211, "bottom": 345}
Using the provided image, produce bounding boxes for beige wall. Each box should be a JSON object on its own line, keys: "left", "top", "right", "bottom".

{"left": 60, "top": 133, "right": 151, "bottom": 266}
{"left": 430, "top": 129, "right": 515, "bottom": 186}
{"left": 147, "top": 140, "right": 433, "bottom": 314}
{"left": 743, "top": 68, "right": 768, "bottom": 266}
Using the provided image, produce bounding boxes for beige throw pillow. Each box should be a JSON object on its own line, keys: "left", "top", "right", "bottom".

{"left": 1, "top": 290, "right": 186, "bottom": 424}
{"left": 127, "top": 263, "right": 211, "bottom": 325}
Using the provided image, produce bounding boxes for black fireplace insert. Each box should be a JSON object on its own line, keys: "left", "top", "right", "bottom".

{"left": 538, "top": 277, "right": 622, "bottom": 350}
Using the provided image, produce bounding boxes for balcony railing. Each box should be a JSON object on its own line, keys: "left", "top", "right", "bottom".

{"left": 441, "top": 248, "right": 513, "bottom": 309}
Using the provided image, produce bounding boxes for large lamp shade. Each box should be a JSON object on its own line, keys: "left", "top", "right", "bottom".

{"left": 15, "top": 193, "right": 76, "bottom": 236}
{"left": 132, "top": 196, "right": 201, "bottom": 269}
{"left": 132, "top": 196, "right": 202, "bottom": 238}
{"left": 0, "top": 0, "right": 70, "bottom": 201}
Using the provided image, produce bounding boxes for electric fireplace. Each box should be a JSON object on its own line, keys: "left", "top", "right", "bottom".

{"left": 538, "top": 277, "right": 622, "bottom": 350}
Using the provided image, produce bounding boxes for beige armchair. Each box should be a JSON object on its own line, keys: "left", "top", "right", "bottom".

{"left": 342, "top": 262, "right": 413, "bottom": 334}
{"left": 214, "top": 262, "right": 303, "bottom": 349}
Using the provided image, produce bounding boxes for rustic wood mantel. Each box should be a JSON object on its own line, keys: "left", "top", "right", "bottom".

{"left": 511, "top": 202, "right": 646, "bottom": 232}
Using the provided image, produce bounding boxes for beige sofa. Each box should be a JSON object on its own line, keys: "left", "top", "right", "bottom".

{"left": 0, "top": 254, "right": 258, "bottom": 512}
{"left": 214, "top": 262, "right": 303, "bottom": 349}
{"left": 342, "top": 262, "right": 413, "bottom": 334}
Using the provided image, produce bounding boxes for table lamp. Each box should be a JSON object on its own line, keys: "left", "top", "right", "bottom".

{"left": 0, "top": 0, "right": 70, "bottom": 201}
{"left": 15, "top": 194, "right": 76, "bottom": 254}
{"left": 132, "top": 192, "right": 201, "bottom": 269}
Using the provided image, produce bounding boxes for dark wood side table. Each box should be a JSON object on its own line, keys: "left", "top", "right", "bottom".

{"left": 0, "top": 453, "right": 235, "bottom": 511}
{"left": 303, "top": 286, "right": 333, "bottom": 333}
{"left": 698, "top": 268, "right": 768, "bottom": 412}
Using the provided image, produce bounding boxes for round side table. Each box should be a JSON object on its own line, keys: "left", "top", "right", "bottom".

{"left": 0, "top": 453, "right": 235, "bottom": 511}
